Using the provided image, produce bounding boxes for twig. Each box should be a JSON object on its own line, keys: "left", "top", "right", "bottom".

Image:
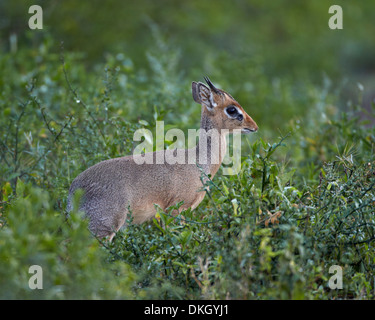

{"left": 157, "top": 210, "right": 223, "bottom": 225}
{"left": 261, "top": 132, "right": 291, "bottom": 193}
{"left": 14, "top": 100, "right": 29, "bottom": 172}
{"left": 60, "top": 42, "right": 107, "bottom": 143}
{"left": 18, "top": 98, "right": 74, "bottom": 180}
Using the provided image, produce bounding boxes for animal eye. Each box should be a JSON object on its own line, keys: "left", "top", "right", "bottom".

{"left": 226, "top": 106, "right": 237, "bottom": 115}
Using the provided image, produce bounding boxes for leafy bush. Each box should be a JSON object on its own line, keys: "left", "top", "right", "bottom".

{"left": 0, "top": 182, "right": 136, "bottom": 299}
{"left": 107, "top": 131, "right": 374, "bottom": 299}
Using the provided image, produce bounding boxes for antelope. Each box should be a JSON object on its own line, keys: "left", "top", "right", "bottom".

{"left": 67, "top": 77, "right": 258, "bottom": 241}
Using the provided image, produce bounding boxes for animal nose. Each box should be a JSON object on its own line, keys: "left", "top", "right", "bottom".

{"left": 251, "top": 125, "right": 258, "bottom": 132}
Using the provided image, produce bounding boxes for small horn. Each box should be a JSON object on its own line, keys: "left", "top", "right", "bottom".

{"left": 204, "top": 76, "right": 219, "bottom": 93}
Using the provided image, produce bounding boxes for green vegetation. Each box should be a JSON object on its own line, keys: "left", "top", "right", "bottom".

{"left": 0, "top": 1, "right": 374, "bottom": 299}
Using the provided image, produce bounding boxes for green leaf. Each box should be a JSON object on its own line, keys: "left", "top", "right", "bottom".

{"left": 16, "top": 179, "right": 25, "bottom": 197}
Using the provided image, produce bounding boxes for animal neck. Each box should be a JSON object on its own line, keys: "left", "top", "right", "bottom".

{"left": 195, "top": 108, "right": 227, "bottom": 177}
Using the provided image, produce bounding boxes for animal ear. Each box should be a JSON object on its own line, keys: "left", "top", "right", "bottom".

{"left": 192, "top": 81, "right": 217, "bottom": 111}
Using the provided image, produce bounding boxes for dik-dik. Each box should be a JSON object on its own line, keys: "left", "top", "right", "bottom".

{"left": 67, "top": 77, "right": 258, "bottom": 241}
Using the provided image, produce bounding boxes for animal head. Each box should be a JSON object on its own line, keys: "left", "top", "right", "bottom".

{"left": 192, "top": 76, "right": 258, "bottom": 134}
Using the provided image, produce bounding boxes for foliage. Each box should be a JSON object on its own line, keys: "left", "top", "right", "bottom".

{"left": 108, "top": 131, "right": 374, "bottom": 300}
{"left": 0, "top": 182, "right": 136, "bottom": 299}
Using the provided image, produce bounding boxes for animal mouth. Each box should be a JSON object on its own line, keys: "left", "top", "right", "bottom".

{"left": 242, "top": 128, "right": 257, "bottom": 134}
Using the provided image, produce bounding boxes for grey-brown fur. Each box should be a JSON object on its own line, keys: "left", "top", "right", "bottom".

{"left": 67, "top": 78, "right": 258, "bottom": 241}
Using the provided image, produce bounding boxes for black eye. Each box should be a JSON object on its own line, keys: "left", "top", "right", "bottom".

{"left": 226, "top": 106, "right": 237, "bottom": 115}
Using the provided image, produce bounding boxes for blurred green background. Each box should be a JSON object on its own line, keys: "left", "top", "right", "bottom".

{"left": 1, "top": 0, "right": 375, "bottom": 122}
{"left": 2, "top": 0, "right": 375, "bottom": 74}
